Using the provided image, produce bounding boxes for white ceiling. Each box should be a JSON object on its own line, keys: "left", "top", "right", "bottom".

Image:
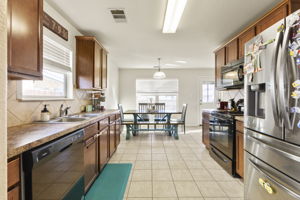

{"left": 47, "top": 0, "right": 282, "bottom": 69}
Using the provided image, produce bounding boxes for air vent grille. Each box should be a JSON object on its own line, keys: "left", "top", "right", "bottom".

{"left": 110, "top": 9, "right": 127, "bottom": 23}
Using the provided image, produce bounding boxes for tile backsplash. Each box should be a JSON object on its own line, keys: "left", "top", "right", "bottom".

{"left": 217, "top": 89, "right": 244, "bottom": 102}
{"left": 7, "top": 81, "right": 91, "bottom": 127}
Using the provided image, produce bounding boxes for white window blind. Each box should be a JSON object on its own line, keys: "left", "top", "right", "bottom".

{"left": 43, "top": 36, "right": 72, "bottom": 71}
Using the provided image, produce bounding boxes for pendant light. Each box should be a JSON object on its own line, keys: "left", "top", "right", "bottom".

{"left": 153, "top": 58, "right": 166, "bottom": 79}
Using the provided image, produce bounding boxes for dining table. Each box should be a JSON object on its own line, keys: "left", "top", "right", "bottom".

{"left": 123, "top": 110, "right": 182, "bottom": 140}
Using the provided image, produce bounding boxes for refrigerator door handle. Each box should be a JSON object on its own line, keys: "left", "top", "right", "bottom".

{"left": 279, "top": 24, "right": 296, "bottom": 130}
{"left": 270, "top": 30, "right": 284, "bottom": 126}
{"left": 248, "top": 158, "right": 300, "bottom": 199}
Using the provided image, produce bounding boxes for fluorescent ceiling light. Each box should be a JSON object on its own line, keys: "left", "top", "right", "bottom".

{"left": 176, "top": 60, "right": 187, "bottom": 64}
{"left": 162, "top": 0, "right": 187, "bottom": 33}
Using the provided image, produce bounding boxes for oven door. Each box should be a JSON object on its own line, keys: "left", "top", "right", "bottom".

{"left": 209, "top": 115, "right": 234, "bottom": 159}
{"left": 245, "top": 152, "right": 300, "bottom": 200}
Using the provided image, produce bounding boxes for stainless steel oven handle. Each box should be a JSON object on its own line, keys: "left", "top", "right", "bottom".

{"left": 247, "top": 134, "right": 300, "bottom": 162}
{"left": 248, "top": 158, "right": 300, "bottom": 198}
{"left": 270, "top": 30, "right": 283, "bottom": 127}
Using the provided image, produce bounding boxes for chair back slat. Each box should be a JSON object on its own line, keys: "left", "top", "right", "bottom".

{"left": 138, "top": 103, "right": 150, "bottom": 112}
{"left": 181, "top": 104, "right": 188, "bottom": 121}
{"left": 118, "top": 104, "right": 124, "bottom": 120}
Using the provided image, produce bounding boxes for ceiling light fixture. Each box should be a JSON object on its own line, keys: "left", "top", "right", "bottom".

{"left": 176, "top": 60, "right": 187, "bottom": 64}
{"left": 153, "top": 58, "right": 166, "bottom": 79}
{"left": 162, "top": 0, "right": 187, "bottom": 33}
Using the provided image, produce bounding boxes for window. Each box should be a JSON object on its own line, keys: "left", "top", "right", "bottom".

{"left": 18, "top": 36, "right": 73, "bottom": 100}
{"left": 202, "top": 82, "right": 215, "bottom": 103}
{"left": 136, "top": 79, "right": 178, "bottom": 111}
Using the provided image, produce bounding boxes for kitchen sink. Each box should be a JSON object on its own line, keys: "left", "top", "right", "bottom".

{"left": 35, "top": 116, "right": 90, "bottom": 124}
{"left": 70, "top": 113, "right": 100, "bottom": 118}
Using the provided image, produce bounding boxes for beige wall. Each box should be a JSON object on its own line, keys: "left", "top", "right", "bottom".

{"left": 0, "top": 0, "right": 7, "bottom": 198}
{"left": 119, "top": 68, "right": 215, "bottom": 126}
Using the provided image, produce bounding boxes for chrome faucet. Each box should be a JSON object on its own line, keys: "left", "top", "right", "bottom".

{"left": 59, "top": 104, "right": 71, "bottom": 117}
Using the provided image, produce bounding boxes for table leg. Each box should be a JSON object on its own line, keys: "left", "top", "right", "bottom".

{"left": 126, "top": 125, "right": 131, "bottom": 140}
{"left": 174, "top": 125, "right": 179, "bottom": 140}
{"left": 167, "top": 114, "right": 171, "bottom": 135}
{"left": 133, "top": 114, "right": 138, "bottom": 136}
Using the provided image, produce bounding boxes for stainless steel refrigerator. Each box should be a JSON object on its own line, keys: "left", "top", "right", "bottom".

{"left": 244, "top": 10, "right": 300, "bottom": 200}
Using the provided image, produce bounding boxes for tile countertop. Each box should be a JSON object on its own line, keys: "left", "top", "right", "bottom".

{"left": 7, "top": 109, "right": 119, "bottom": 159}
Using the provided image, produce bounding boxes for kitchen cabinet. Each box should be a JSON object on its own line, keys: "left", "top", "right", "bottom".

{"left": 8, "top": 186, "right": 20, "bottom": 200}
{"left": 101, "top": 49, "right": 108, "bottom": 89}
{"left": 76, "top": 36, "right": 108, "bottom": 89}
{"left": 238, "top": 27, "right": 256, "bottom": 59}
{"left": 7, "top": 157, "right": 20, "bottom": 200}
{"left": 215, "top": 48, "right": 226, "bottom": 89}
{"left": 84, "top": 124, "right": 99, "bottom": 191}
{"left": 7, "top": 0, "right": 43, "bottom": 80}
{"left": 99, "top": 127, "right": 109, "bottom": 171}
{"left": 202, "top": 111, "right": 210, "bottom": 149}
{"left": 235, "top": 120, "right": 244, "bottom": 178}
{"left": 109, "top": 120, "right": 116, "bottom": 157}
{"left": 226, "top": 38, "right": 238, "bottom": 64}
{"left": 256, "top": 3, "right": 288, "bottom": 34}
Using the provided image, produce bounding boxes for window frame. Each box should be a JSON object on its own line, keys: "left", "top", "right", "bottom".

{"left": 17, "top": 36, "right": 74, "bottom": 101}
{"left": 202, "top": 81, "right": 215, "bottom": 103}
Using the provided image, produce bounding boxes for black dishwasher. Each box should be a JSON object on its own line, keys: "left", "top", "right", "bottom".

{"left": 22, "top": 129, "right": 85, "bottom": 200}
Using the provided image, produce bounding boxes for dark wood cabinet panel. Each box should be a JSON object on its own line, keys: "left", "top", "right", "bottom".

{"left": 109, "top": 122, "right": 116, "bottom": 157}
{"left": 101, "top": 49, "right": 108, "bottom": 89}
{"left": 226, "top": 39, "right": 238, "bottom": 64}
{"left": 238, "top": 27, "right": 256, "bottom": 59}
{"left": 84, "top": 123, "right": 99, "bottom": 191}
{"left": 256, "top": 3, "right": 288, "bottom": 34}
{"left": 99, "top": 127, "right": 109, "bottom": 171}
{"left": 215, "top": 48, "right": 226, "bottom": 89}
{"left": 76, "top": 36, "right": 108, "bottom": 90}
{"left": 7, "top": 157, "right": 20, "bottom": 188}
{"left": 236, "top": 130, "right": 244, "bottom": 178}
{"left": 202, "top": 112, "right": 210, "bottom": 149}
{"left": 8, "top": 185, "right": 20, "bottom": 200}
{"left": 7, "top": 0, "right": 43, "bottom": 80}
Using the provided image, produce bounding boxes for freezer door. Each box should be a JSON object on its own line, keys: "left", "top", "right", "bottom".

{"left": 244, "top": 19, "right": 285, "bottom": 140}
{"left": 281, "top": 11, "right": 300, "bottom": 145}
{"left": 245, "top": 152, "right": 300, "bottom": 200}
{"left": 245, "top": 128, "right": 300, "bottom": 182}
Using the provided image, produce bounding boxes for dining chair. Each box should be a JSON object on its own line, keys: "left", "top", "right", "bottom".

{"left": 171, "top": 104, "right": 188, "bottom": 134}
{"left": 138, "top": 103, "right": 150, "bottom": 121}
{"left": 154, "top": 103, "right": 166, "bottom": 121}
{"left": 118, "top": 104, "right": 133, "bottom": 123}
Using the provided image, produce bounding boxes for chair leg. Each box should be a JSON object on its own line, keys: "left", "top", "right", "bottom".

{"left": 184, "top": 124, "right": 186, "bottom": 134}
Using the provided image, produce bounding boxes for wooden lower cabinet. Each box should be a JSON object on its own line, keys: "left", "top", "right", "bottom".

{"left": 109, "top": 122, "right": 116, "bottom": 156}
{"left": 202, "top": 111, "right": 210, "bottom": 149}
{"left": 99, "top": 127, "right": 109, "bottom": 171}
{"left": 8, "top": 186, "right": 20, "bottom": 200}
{"left": 236, "top": 131, "right": 244, "bottom": 178}
{"left": 84, "top": 133, "right": 98, "bottom": 191}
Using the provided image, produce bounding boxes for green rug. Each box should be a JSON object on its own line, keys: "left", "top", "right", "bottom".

{"left": 85, "top": 163, "right": 132, "bottom": 200}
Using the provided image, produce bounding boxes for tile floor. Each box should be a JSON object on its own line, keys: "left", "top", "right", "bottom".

{"left": 109, "top": 126, "right": 244, "bottom": 200}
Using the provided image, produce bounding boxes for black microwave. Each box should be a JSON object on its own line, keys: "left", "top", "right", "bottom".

{"left": 221, "top": 59, "right": 244, "bottom": 89}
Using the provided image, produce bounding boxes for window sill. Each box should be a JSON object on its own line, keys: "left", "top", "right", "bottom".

{"left": 17, "top": 98, "right": 75, "bottom": 102}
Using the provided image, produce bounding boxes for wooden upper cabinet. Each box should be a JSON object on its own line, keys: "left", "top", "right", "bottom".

{"left": 256, "top": 3, "right": 288, "bottom": 34}
{"left": 215, "top": 47, "right": 226, "bottom": 89}
{"left": 7, "top": 0, "right": 43, "bottom": 80}
{"left": 225, "top": 38, "right": 238, "bottom": 64}
{"left": 101, "top": 49, "right": 108, "bottom": 89}
{"left": 76, "top": 36, "right": 108, "bottom": 90}
{"left": 238, "top": 27, "right": 256, "bottom": 59}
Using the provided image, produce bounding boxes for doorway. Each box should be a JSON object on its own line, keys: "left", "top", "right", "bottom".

{"left": 199, "top": 81, "right": 216, "bottom": 125}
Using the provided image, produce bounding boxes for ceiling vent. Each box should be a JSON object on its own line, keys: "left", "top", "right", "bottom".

{"left": 110, "top": 9, "right": 127, "bottom": 23}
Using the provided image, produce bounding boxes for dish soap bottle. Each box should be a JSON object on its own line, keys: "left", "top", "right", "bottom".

{"left": 41, "top": 104, "right": 50, "bottom": 121}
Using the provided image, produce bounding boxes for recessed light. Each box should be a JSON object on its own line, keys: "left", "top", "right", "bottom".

{"left": 162, "top": 0, "right": 187, "bottom": 33}
{"left": 176, "top": 60, "right": 187, "bottom": 64}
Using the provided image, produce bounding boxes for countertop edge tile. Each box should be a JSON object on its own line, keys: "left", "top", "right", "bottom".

{"left": 7, "top": 109, "right": 119, "bottom": 159}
